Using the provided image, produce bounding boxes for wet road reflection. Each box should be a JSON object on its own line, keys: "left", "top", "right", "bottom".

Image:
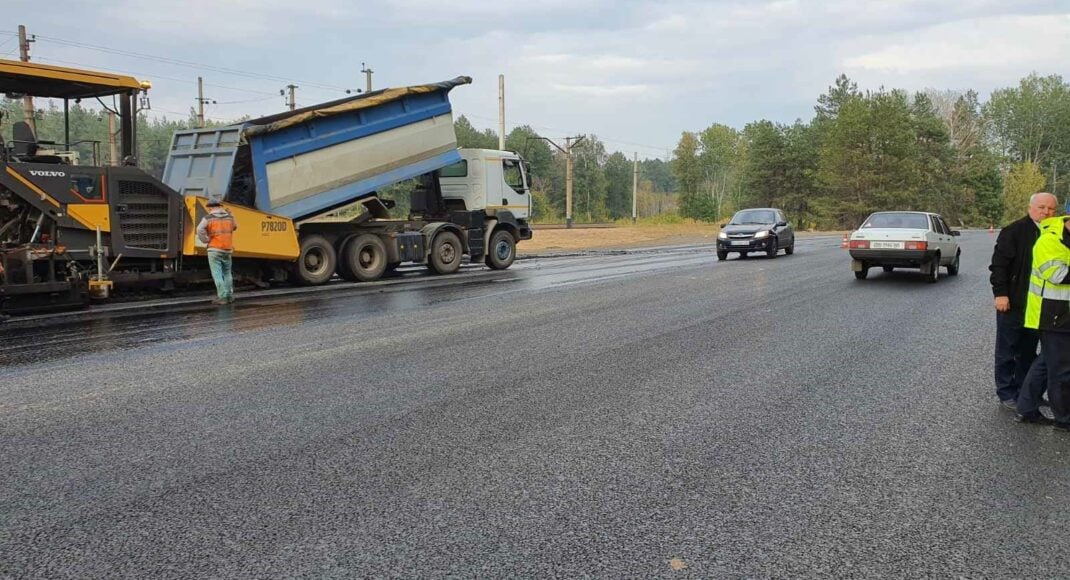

{"left": 0, "top": 239, "right": 836, "bottom": 368}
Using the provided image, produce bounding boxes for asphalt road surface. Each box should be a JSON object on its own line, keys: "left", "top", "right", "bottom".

{"left": 3, "top": 233, "right": 1069, "bottom": 578}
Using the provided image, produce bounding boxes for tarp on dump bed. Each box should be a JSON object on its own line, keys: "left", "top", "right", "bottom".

{"left": 241, "top": 76, "right": 472, "bottom": 141}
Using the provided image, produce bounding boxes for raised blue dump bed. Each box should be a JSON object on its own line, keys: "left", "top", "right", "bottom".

{"left": 163, "top": 77, "right": 471, "bottom": 221}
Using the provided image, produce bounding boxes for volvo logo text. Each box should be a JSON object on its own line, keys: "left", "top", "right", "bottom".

{"left": 28, "top": 170, "right": 67, "bottom": 178}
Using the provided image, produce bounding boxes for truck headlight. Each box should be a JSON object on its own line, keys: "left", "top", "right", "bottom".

{"left": 754, "top": 230, "right": 770, "bottom": 239}
{"left": 718, "top": 231, "right": 728, "bottom": 240}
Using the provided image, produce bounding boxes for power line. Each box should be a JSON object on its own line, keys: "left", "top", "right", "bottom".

{"left": 464, "top": 112, "right": 673, "bottom": 157}
{"left": 33, "top": 55, "right": 289, "bottom": 98}
{"left": 34, "top": 33, "right": 355, "bottom": 92}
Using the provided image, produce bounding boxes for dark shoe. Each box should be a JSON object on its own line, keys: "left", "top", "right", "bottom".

{"left": 1000, "top": 399, "right": 1018, "bottom": 410}
{"left": 226, "top": 296, "right": 236, "bottom": 304}
{"left": 1053, "top": 423, "right": 1070, "bottom": 433}
{"left": 1016, "top": 412, "right": 1053, "bottom": 425}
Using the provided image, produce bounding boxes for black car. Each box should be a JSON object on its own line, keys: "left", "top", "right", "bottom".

{"left": 717, "top": 208, "right": 795, "bottom": 261}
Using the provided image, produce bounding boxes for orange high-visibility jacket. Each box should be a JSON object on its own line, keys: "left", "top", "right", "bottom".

{"left": 196, "top": 209, "right": 238, "bottom": 252}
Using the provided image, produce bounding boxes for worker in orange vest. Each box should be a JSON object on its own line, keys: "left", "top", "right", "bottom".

{"left": 196, "top": 197, "right": 238, "bottom": 305}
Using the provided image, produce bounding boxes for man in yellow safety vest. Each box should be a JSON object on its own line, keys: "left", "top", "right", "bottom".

{"left": 1025, "top": 214, "right": 1070, "bottom": 432}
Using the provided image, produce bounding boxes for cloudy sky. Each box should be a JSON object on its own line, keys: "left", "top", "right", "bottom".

{"left": 4, "top": 0, "right": 1069, "bottom": 158}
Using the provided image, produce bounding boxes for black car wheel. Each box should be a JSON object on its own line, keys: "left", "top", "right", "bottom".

{"left": 854, "top": 267, "right": 868, "bottom": 280}
{"left": 785, "top": 242, "right": 794, "bottom": 255}
{"left": 717, "top": 250, "right": 727, "bottom": 261}
{"left": 883, "top": 266, "right": 894, "bottom": 273}
{"left": 947, "top": 252, "right": 960, "bottom": 276}
{"left": 766, "top": 237, "right": 778, "bottom": 259}
{"left": 926, "top": 253, "right": 941, "bottom": 283}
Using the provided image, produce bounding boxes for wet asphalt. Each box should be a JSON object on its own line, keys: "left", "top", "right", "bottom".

{"left": 2, "top": 232, "right": 1069, "bottom": 578}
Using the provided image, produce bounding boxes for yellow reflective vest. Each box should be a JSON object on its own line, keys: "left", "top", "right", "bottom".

{"left": 1025, "top": 216, "right": 1070, "bottom": 331}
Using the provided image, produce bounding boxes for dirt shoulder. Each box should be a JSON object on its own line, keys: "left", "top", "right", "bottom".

{"left": 518, "top": 224, "right": 838, "bottom": 255}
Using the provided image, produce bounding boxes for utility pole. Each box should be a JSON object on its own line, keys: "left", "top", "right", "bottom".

{"left": 281, "top": 84, "right": 298, "bottom": 111}
{"left": 632, "top": 152, "right": 639, "bottom": 224}
{"left": 18, "top": 25, "right": 36, "bottom": 133}
{"left": 498, "top": 74, "right": 506, "bottom": 151}
{"left": 361, "top": 63, "right": 374, "bottom": 93}
{"left": 195, "top": 77, "right": 216, "bottom": 128}
{"left": 536, "top": 135, "right": 585, "bottom": 228}
{"left": 107, "top": 111, "right": 118, "bottom": 166}
{"left": 564, "top": 135, "right": 585, "bottom": 228}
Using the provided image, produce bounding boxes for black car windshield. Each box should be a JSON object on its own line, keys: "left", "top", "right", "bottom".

{"left": 730, "top": 210, "right": 777, "bottom": 225}
{"left": 861, "top": 213, "right": 929, "bottom": 229}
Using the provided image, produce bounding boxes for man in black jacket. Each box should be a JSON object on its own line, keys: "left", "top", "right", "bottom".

{"left": 989, "top": 192, "right": 1058, "bottom": 409}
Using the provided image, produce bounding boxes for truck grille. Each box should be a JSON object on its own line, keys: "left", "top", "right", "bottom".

{"left": 116, "top": 180, "right": 171, "bottom": 251}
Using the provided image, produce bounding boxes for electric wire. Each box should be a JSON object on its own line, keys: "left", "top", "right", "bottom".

{"left": 34, "top": 34, "right": 354, "bottom": 92}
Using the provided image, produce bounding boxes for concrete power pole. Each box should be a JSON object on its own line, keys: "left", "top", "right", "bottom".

{"left": 536, "top": 135, "right": 585, "bottom": 228}
{"left": 107, "top": 111, "right": 119, "bottom": 166}
{"left": 18, "top": 25, "right": 36, "bottom": 133}
{"left": 498, "top": 74, "right": 505, "bottom": 151}
{"left": 283, "top": 84, "right": 298, "bottom": 111}
{"left": 361, "top": 63, "right": 374, "bottom": 93}
{"left": 196, "top": 77, "right": 206, "bottom": 128}
{"left": 564, "top": 135, "right": 585, "bottom": 229}
{"left": 632, "top": 152, "right": 639, "bottom": 224}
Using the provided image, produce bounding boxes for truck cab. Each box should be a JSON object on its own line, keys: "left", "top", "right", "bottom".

{"left": 440, "top": 149, "right": 531, "bottom": 221}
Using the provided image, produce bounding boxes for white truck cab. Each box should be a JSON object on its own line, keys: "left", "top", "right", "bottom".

{"left": 439, "top": 148, "right": 530, "bottom": 220}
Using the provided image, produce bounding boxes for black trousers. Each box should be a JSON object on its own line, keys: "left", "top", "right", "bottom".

{"left": 994, "top": 311, "right": 1039, "bottom": 402}
{"left": 1040, "top": 332, "right": 1070, "bottom": 426}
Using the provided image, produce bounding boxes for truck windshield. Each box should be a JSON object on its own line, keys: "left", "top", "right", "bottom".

{"left": 503, "top": 159, "right": 525, "bottom": 193}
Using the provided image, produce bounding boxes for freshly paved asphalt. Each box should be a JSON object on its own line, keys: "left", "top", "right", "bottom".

{"left": 2, "top": 232, "right": 1068, "bottom": 578}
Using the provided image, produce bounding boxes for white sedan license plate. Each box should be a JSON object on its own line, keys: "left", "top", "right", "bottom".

{"left": 731, "top": 241, "right": 750, "bottom": 246}
{"left": 871, "top": 241, "right": 904, "bottom": 249}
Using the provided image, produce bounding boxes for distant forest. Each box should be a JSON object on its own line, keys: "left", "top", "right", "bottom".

{"left": 5, "top": 71, "right": 1068, "bottom": 227}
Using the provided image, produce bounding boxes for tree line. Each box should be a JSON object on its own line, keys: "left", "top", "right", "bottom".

{"left": 6, "top": 70, "right": 1068, "bottom": 228}
{"left": 672, "top": 73, "right": 1070, "bottom": 229}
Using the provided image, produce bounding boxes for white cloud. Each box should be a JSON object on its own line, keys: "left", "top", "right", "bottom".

{"left": 845, "top": 14, "right": 1070, "bottom": 73}
{"left": 550, "top": 83, "right": 653, "bottom": 97}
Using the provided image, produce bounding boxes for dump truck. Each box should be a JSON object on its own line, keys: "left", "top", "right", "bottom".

{"left": 0, "top": 58, "right": 532, "bottom": 314}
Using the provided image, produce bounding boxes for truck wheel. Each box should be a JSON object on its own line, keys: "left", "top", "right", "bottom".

{"left": 293, "top": 234, "right": 336, "bottom": 285}
{"left": 429, "top": 231, "right": 462, "bottom": 275}
{"left": 340, "top": 234, "right": 387, "bottom": 282}
{"left": 485, "top": 230, "right": 516, "bottom": 270}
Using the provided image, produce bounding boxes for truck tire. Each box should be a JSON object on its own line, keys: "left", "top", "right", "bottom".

{"left": 485, "top": 229, "right": 516, "bottom": 270}
{"left": 429, "top": 231, "right": 462, "bottom": 275}
{"left": 293, "top": 234, "right": 336, "bottom": 285}
{"left": 340, "top": 234, "right": 387, "bottom": 282}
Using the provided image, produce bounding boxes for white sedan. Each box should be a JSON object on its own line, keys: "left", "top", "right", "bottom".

{"left": 847, "top": 211, "right": 961, "bottom": 282}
